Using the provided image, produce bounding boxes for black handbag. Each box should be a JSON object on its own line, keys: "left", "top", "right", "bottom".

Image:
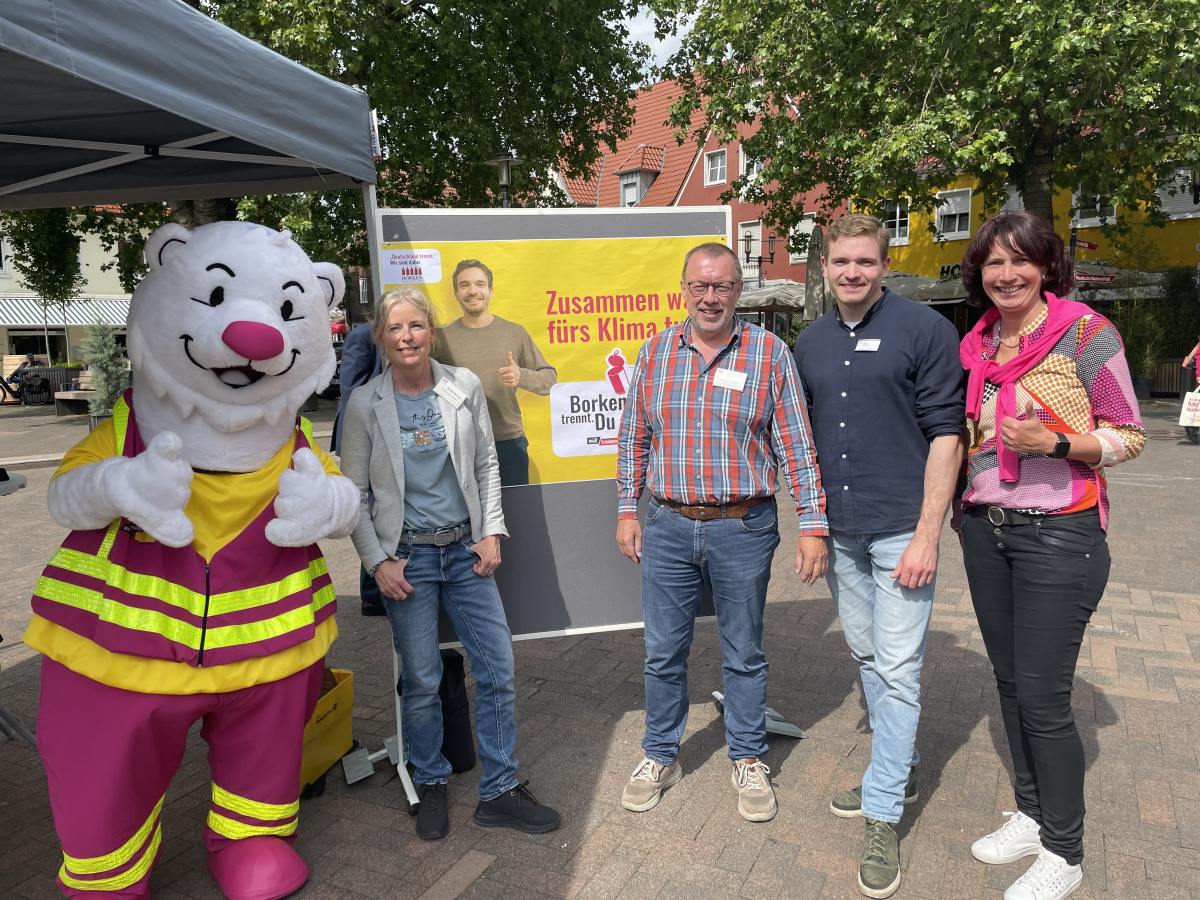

{"left": 395, "top": 648, "right": 476, "bottom": 774}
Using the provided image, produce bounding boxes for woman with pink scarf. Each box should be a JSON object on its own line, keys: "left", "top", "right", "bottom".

{"left": 957, "top": 212, "right": 1144, "bottom": 900}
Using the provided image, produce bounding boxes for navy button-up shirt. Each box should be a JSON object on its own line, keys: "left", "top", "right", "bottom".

{"left": 793, "top": 289, "right": 964, "bottom": 534}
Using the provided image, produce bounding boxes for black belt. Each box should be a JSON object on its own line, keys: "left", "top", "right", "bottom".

{"left": 965, "top": 506, "right": 1098, "bottom": 527}
{"left": 399, "top": 521, "right": 471, "bottom": 546}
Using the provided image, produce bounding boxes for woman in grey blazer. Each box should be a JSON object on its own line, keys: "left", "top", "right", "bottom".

{"left": 340, "top": 288, "right": 559, "bottom": 842}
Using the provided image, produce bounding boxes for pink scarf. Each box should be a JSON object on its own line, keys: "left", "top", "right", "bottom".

{"left": 960, "top": 292, "right": 1096, "bottom": 482}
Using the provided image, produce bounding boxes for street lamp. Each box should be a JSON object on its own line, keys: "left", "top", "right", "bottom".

{"left": 486, "top": 151, "right": 524, "bottom": 209}
{"left": 742, "top": 230, "right": 777, "bottom": 288}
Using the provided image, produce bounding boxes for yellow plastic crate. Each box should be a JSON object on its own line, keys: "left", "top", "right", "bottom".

{"left": 299, "top": 667, "right": 353, "bottom": 792}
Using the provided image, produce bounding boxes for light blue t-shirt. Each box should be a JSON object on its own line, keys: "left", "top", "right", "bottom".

{"left": 394, "top": 389, "right": 470, "bottom": 530}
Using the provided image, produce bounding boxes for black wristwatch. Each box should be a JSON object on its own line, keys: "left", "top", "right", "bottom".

{"left": 1050, "top": 432, "right": 1071, "bottom": 459}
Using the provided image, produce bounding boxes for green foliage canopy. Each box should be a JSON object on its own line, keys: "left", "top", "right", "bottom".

{"left": 205, "top": 0, "right": 651, "bottom": 267}
{"left": 650, "top": 0, "right": 1200, "bottom": 240}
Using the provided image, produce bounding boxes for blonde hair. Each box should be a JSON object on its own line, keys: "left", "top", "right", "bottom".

{"left": 372, "top": 288, "right": 437, "bottom": 345}
{"left": 826, "top": 213, "right": 890, "bottom": 259}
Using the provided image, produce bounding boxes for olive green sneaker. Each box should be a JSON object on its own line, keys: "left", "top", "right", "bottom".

{"left": 858, "top": 818, "right": 901, "bottom": 899}
{"left": 829, "top": 768, "right": 918, "bottom": 818}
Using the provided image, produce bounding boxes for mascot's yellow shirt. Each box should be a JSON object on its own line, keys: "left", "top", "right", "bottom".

{"left": 25, "top": 418, "right": 341, "bottom": 694}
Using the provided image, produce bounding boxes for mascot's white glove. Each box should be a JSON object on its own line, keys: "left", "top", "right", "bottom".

{"left": 48, "top": 432, "right": 195, "bottom": 548}
{"left": 265, "top": 448, "right": 359, "bottom": 547}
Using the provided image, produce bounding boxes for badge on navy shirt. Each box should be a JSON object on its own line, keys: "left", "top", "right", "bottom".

{"left": 433, "top": 379, "right": 467, "bottom": 406}
{"left": 713, "top": 367, "right": 747, "bottom": 391}
{"left": 855, "top": 338, "right": 881, "bottom": 352}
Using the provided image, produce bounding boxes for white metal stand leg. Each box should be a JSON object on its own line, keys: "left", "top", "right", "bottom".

{"left": 392, "top": 649, "right": 420, "bottom": 808}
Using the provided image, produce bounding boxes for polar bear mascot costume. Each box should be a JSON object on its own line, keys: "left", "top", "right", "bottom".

{"left": 25, "top": 221, "right": 359, "bottom": 900}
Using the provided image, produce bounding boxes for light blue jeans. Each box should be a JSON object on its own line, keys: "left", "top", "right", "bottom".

{"left": 640, "top": 497, "right": 780, "bottom": 764}
{"left": 828, "top": 529, "right": 934, "bottom": 824}
{"left": 384, "top": 539, "right": 519, "bottom": 801}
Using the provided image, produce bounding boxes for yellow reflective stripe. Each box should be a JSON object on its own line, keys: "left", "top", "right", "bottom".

{"left": 212, "top": 784, "right": 299, "bottom": 821}
{"left": 207, "top": 811, "right": 298, "bottom": 840}
{"left": 112, "top": 396, "right": 129, "bottom": 452}
{"left": 207, "top": 557, "right": 330, "bottom": 616}
{"left": 49, "top": 547, "right": 207, "bottom": 615}
{"left": 204, "top": 584, "right": 335, "bottom": 650}
{"left": 61, "top": 796, "right": 164, "bottom": 875}
{"left": 98, "top": 520, "right": 121, "bottom": 561}
{"left": 35, "top": 575, "right": 203, "bottom": 649}
{"left": 299, "top": 416, "right": 315, "bottom": 446}
{"left": 49, "top": 551, "right": 329, "bottom": 620}
{"left": 58, "top": 826, "right": 161, "bottom": 892}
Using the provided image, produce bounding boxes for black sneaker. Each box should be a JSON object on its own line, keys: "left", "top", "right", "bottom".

{"left": 473, "top": 781, "right": 561, "bottom": 833}
{"left": 415, "top": 783, "right": 449, "bottom": 840}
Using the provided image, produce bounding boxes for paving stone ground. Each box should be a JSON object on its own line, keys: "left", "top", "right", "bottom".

{"left": 1, "top": 400, "right": 1197, "bottom": 899}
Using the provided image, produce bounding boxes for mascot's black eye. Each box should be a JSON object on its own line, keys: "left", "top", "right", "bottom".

{"left": 281, "top": 299, "right": 303, "bottom": 321}
{"left": 191, "top": 286, "right": 225, "bottom": 307}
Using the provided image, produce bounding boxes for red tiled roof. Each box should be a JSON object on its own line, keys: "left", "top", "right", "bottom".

{"left": 560, "top": 79, "right": 706, "bottom": 208}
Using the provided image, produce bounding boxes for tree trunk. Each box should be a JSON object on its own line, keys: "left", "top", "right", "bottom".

{"left": 1023, "top": 110, "right": 1056, "bottom": 225}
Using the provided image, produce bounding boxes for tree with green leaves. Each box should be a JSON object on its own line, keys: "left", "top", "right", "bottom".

{"left": 205, "top": 0, "right": 651, "bottom": 268}
{"left": 80, "top": 319, "right": 130, "bottom": 417}
{"left": 650, "top": 0, "right": 1200, "bottom": 238}
{"left": 0, "top": 209, "right": 86, "bottom": 361}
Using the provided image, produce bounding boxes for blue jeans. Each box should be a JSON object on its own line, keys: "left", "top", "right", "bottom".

{"left": 828, "top": 529, "right": 934, "bottom": 824}
{"left": 640, "top": 497, "right": 780, "bottom": 764}
{"left": 384, "top": 539, "right": 519, "bottom": 800}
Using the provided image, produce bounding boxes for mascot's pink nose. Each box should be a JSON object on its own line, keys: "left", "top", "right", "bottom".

{"left": 221, "top": 321, "right": 285, "bottom": 361}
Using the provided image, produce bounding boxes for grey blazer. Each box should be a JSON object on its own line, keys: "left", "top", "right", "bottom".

{"left": 340, "top": 358, "right": 508, "bottom": 573}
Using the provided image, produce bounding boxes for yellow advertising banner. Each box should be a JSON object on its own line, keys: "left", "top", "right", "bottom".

{"left": 377, "top": 209, "right": 731, "bottom": 487}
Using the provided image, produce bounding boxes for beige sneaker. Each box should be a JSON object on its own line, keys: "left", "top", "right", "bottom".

{"left": 732, "top": 758, "right": 776, "bottom": 822}
{"left": 621, "top": 757, "right": 682, "bottom": 812}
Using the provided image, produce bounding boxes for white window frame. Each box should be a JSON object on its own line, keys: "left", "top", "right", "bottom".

{"left": 880, "top": 199, "right": 910, "bottom": 245}
{"left": 788, "top": 214, "right": 817, "bottom": 264}
{"left": 1156, "top": 167, "right": 1200, "bottom": 221}
{"left": 1072, "top": 185, "right": 1116, "bottom": 228}
{"left": 704, "top": 149, "right": 727, "bottom": 186}
{"left": 935, "top": 188, "right": 971, "bottom": 240}
{"left": 619, "top": 173, "right": 639, "bottom": 207}
{"left": 1002, "top": 184, "right": 1024, "bottom": 213}
{"left": 738, "top": 220, "right": 762, "bottom": 282}
{"left": 739, "top": 147, "right": 763, "bottom": 182}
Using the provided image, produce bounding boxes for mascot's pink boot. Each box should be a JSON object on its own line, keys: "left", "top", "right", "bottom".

{"left": 206, "top": 838, "right": 309, "bottom": 900}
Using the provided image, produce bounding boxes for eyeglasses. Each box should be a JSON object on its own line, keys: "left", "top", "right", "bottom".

{"left": 685, "top": 280, "right": 741, "bottom": 299}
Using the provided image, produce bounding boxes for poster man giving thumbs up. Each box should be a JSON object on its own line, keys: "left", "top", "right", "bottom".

{"left": 435, "top": 258, "right": 558, "bottom": 485}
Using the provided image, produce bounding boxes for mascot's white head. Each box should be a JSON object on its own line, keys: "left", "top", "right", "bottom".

{"left": 128, "top": 221, "right": 343, "bottom": 433}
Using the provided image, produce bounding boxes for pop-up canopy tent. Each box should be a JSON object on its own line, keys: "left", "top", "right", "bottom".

{"left": 0, "top": 0, "right": 376, "bottom": 210}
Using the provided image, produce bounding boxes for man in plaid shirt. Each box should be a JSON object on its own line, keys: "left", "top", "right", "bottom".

{"left": 615, "top": 242, "right": 828, "bottom": 823}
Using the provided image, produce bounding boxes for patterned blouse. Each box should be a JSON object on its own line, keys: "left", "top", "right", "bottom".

{"left": 963, "top": 305, "right": 1145, "bottom": 524}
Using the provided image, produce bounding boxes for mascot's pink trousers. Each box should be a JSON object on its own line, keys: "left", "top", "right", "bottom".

{"left": 38, "top": 658, "right": 322, "bottom": 898}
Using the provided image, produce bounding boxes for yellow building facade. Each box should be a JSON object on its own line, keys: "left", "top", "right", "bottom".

{"left": 883, "top": 174, "right": 1200, "bottom": 279}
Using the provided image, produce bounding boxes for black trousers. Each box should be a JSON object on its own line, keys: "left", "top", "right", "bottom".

{"left": 962, "top": 508, "right": 1110, "bottom": 865}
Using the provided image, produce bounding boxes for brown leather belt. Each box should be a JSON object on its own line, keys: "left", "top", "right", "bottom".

{"left": 654, "top": 496, "right": 767, "bottom": 521}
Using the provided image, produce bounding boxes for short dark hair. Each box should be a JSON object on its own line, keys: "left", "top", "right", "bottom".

{"left": 452, "top": 259, "right": 493, "bottom": 290}
{"left": 961, "top": 211, "right": 1073, "bottom": 308}
{"left": 681, "top": 242, "right": 743, "bottom": 283}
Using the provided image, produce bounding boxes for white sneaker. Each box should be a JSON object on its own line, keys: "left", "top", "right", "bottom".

{"left": 1004, "top": 848, "right": 1082, "bottom": 900}
{"left": 971, "top": 811, "right": 1042, "bottom": 864}
{"left": 621, "top": 757, "right": 682, "bottom": 812}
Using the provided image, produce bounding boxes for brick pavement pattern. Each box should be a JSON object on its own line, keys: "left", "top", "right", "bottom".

{"left": 1, "top": 401, "right": 1198, "bottom": 899}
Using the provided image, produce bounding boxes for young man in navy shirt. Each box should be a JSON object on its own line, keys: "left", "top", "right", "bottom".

{"left": 794, "top": 214, "right": 963, "bottom": 899}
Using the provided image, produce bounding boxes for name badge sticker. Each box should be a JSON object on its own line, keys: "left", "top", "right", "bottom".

{"left": 434, "top": 380, "right": 468, "bottom": 407}
{"left": 855, "top": 338, "right": 881, "bottom": 352}
{"left": 713, "top": 368, "right": 747, "bottom": 391}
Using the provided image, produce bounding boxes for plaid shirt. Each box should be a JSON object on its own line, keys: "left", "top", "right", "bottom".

{"left": 616, "top": 319, "right": 828, "bottom": 535}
